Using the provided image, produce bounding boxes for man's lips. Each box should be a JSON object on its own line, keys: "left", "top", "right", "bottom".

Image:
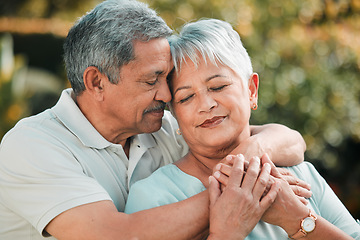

{"left": 198, "top": 116, "right": 225, "bottom": 128}
{"left": 145, "top": 108, "right": 164, "bottom": 118}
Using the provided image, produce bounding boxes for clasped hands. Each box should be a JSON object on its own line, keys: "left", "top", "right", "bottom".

{"left": 207, "top": 154, "right": 312, "bottom": 240}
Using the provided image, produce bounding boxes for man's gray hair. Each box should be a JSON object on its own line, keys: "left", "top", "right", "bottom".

{"left": 63, "top": 0, "right": 172, "bottom": 95}
{"left": 168, "top": 19, "right": 253, "bottom": 85}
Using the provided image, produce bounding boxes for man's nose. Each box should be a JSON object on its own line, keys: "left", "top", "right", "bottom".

{"left": 155, "top": 80, "right": 172, "bottom": 103}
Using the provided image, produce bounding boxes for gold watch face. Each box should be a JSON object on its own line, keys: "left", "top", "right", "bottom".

{"left": 302, "top": 217, "right": 316, "bottom": 232}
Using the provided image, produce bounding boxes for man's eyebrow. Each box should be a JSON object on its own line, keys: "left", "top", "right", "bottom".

{"left": 140, "top": 70, "right": 164, "bottom": 80}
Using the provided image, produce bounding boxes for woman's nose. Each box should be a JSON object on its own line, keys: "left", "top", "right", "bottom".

{"left": 198, "top": 91, "right": 217, "bottom": 113}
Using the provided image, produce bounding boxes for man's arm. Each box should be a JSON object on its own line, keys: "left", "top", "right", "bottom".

{"left": 46, "top": 192, "right": 209, "bottom": 240}
{"left": 233, "top": 124, "right": 306, "bottom": 166}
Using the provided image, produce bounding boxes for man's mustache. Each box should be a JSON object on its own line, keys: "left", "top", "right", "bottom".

{"left": 143, "top": 101, "right": 166, "bottom": 114}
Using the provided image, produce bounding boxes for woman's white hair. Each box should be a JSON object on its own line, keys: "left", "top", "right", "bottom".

{"left": 168, "top": 19, "right": 253, "bottom": 85}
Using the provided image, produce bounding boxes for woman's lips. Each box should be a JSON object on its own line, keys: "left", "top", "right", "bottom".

{"left": 199, "top": 116, "right": 225, "bottom": 128}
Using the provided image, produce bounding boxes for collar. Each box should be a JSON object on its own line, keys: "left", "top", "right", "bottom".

{"left": 51, "top": 89, "right": 111, "bottom": 149}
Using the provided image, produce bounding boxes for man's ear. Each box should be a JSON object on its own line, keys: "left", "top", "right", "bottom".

{"left": 83, "top": 66, "right": 105, "bottom": 101}
{"left": 248, "top": 73, "right": 259, "bottom": 106}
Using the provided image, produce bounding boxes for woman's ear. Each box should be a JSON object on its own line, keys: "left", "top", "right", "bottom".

{"left": 83, "top": 66, "right": 106, "bottom": 101}
{"left": 248, "top": 73, "right": 259, "bottom": 108}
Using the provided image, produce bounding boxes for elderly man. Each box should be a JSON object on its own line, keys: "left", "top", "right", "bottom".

{"left": 0, "top": 0, "right": 306, "bottom": 239}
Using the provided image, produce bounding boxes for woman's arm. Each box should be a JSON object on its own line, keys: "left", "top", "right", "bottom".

{"left": 262, "top": 178, "right": 353, "bottom": 240}
{"left": 260, "top": 157, "right": 355, "bottom": 240}
{"left": 232, "top": 123, "right": 306, "bottom": 166}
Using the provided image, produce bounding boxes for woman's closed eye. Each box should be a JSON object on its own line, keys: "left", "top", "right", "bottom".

{"left": 210, "top": 85, "right": 228, "bottom": 91}
{"left": 178, "top": 94, "right": 194, "bottom": 104}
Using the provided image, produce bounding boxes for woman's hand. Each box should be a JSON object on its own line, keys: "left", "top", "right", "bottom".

{"left": 208, "top": 154, "right": 280, "bottom": 240}
{"left": 213, "top": 153, "right": 312, "bottom": 204}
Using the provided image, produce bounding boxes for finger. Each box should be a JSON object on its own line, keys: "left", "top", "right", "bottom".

{"left": 277, "top": 168, "right": 294, "bottom": 176}
{"left": 227, "top": 154, "right": 245, "bottom": 188}
{"left": 252, "top": 163, "right": 271, "bottom": 200}
{"left": 298, "top": 196, "right": 309, "bottom": 205}
{"left": 290, "top": 185, "right": 313, "bottom": 199}
{"left": 213, "top": 170, "right": 229, "bottom": 187}
{"left": 208, "top": 176, "right": 221, "bottom": 208}
{"left": 259, "top": 179, "right": 280, "bottom": 210}
{"left": 219, "top": 154, "right": 249, "bottom": 169}
{"left": 220, "top": 154, "right": 235, "bottom": 165}
{"left": 261, "top": 153, "right": 282, "bottom": 178}
{"left": 214, "top": 163, "right": 232, "bottom": 177}
{"left": 282, "top": 175, "right": 311, "bottom": 191}
{"left": 241, "top": 156, "right": 261, "bottom": 191}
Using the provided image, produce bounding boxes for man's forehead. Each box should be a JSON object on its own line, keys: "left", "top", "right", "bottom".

{"left": 132, "top": 38, "right": 170, "bottom": 56}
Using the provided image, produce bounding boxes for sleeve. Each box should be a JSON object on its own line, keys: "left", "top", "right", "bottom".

{"left": 0, "top": 126, "right": 112, "bottom": 235}
{"left": 294, "top": 162, "right": 360, "bottom": 239}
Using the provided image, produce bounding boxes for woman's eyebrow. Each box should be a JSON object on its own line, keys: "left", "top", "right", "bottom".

{"left": 174, "top": 85, "right": 191, "bottom": 95}
{"left": 205, "top": 74, "right": 227, "bottom": 82}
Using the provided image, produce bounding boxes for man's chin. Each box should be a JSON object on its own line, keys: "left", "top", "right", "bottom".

{"left": 143, "top": 125, "right": 162, "bottom": 134}
{"left": 142, "top": 119, "right": 162, "bottom": 133}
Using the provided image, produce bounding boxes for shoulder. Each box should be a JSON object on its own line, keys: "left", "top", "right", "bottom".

{"left": 285, "top": 161, "right": 320, "bottom": 180}
{"left": 0, "top": 110, "right": 61, "bottom": 157}
{"left": 129, "top": 164, "right": 182, "bottom": 193}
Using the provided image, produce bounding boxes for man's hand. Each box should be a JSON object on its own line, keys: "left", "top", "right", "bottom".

{"left": 207, "top": 155, "right": 279, "bottom": 240}
{"left": 213, "top": 153, "right": 312, "bottom": 203}
{"left": 231, "top": 124, "right": 306, "bottom": 166}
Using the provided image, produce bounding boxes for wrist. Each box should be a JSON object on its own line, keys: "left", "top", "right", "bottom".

{"left": 288, "top": 209, "right": 317, "bottom": 240}
{"left": 281, "top": 207, "right": 310, "bottom": 235}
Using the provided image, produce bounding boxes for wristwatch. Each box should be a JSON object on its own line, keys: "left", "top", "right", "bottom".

{"left": 288, "top": 209, "right": 317, "bottom": 239}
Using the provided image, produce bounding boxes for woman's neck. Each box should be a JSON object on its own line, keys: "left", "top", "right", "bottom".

{"left": 175, "top": 151, "right": 223, "bottom": 188}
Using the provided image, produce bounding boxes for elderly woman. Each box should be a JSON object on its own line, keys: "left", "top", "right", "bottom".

{"left": 125, "top": 19, "right": 360, "bottom": 239}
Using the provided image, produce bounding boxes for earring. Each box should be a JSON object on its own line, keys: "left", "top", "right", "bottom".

{"left": 252, "top": 103, "right": 258, "bottom": 110}
{"left": 176, "top": 128, "right": 182, "bottom": 135}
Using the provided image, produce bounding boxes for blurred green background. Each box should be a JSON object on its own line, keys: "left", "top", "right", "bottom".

{"left": 0, "top": 0, "right": 359, "bottom": 219}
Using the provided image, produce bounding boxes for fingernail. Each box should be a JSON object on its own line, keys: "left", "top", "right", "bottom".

{"left": 264, "top": 163, "right": 271, "bottom": 172}
{"left": 226, "top": 155, "right": 232, "bottom": 161}
{"left": 214, "top": 171, "right": 221, "bottom": 179}
{"left": 215, "top": 164, "right": 221, "bottom": 171}
{"left": 238, "top": 154, "right": 244, "bottom": 161}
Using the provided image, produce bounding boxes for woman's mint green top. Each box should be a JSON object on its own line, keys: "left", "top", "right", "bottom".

{"left": 125, "top": 162, "right": 360, "bottom": 239}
